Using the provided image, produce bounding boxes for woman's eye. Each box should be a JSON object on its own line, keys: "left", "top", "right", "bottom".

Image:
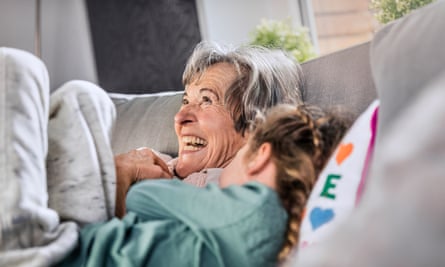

{"left": 201, "top": 96, "right": 213, "bottom": 105}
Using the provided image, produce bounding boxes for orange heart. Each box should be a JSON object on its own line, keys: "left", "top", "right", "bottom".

{"left": 336, "top": 143, "right": 354, "bottom": 165}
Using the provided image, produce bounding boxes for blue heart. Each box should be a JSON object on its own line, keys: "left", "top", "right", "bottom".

{"left": 309, "top": 207, "right": 335, "bottom": 230}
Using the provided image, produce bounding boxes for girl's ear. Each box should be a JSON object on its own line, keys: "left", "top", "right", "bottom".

{"left": 246, "top": 142, "right": 272, "bottom": 175}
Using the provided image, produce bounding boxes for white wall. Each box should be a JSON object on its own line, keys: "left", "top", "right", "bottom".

{"left": 0, "top": 0, "right": 97, "bottom": 91}
{"left": 196, "top": 0, "right": 303, "bottom": 46}
{"left": 0, "top": 1, "right": 35, "bottom": 54}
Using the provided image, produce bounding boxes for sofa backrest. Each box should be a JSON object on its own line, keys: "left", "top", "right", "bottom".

{"left": 301, "top": 41, "right": 377, "bottom": 118}
{"left": 110, "top": 43, "right": 378, "bottom": 156}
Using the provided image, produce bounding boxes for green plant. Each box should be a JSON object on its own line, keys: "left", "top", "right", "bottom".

{"left": 250, "top": 19, "right": 317, "bottom": 63}
{"left": 371, "top": 0, "right": 436, "bottom": 24}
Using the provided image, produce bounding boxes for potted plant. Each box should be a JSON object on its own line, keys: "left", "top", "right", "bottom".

{"left": 250, "top": 18, "right": 317, "bottom": 63}
{"left": 371, "top": 0, "right": 436, "bottom": 24}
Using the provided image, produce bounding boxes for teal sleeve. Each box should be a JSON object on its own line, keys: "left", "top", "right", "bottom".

{"left": 126, "top": 179, "right": 269, "bottom": 229}
{"left": 57, "top": 180, "right": 286, "bottom": 267}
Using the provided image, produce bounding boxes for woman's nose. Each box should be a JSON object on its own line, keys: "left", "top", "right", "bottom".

{"left": 174, "top": 104, "right": 198, "bottom": 125}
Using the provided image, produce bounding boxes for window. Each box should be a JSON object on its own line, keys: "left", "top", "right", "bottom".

{"left": 197, "top": 0, "right": 378, "bottom": 56}
{"left": 301, "top": 0, "right": 378, "bottom": 55}
{"left": 196, "top": 0, "right": 303, "bottom": 46}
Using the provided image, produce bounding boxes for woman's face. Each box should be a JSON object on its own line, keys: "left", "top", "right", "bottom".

{"left": 174, "top": 62, "right": 246, "bottom": 178}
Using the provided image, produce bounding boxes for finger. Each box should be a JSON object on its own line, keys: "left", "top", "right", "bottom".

{"left": 135, "top": 149, "right": 171, "bottom": 176}
{"left": 152, "top": 154, "right": 172, "bottom": 176}
{"left": 136, "top": 147, "right": 155, "bottom": 156}
{"left": 137, "top": 165, "right": 172, "bottom": 180}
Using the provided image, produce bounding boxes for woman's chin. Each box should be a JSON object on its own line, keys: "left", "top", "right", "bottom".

{"left": 175, "top": 159, "right": 204, "bottom": 178}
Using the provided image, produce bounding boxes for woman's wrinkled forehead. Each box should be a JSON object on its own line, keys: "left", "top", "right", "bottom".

{"left": 183, "top": 57, "right": 245, "bottom": 85}
{"left": 185, "top": 62, "right": 239, "bottom": 94}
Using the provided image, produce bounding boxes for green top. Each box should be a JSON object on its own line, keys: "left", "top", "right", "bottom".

{"left": 57, "top": 179, "right": 287, "bottom": 267}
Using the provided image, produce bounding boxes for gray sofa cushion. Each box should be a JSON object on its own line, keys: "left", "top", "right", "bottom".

{"left": 370, "top": 0, "right": 445, "bottom": 137}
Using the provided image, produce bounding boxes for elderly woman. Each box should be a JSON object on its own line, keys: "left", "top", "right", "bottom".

{"left": 115, "top": 42, "right": 304, "bottom": 215}
{"left": 0, "top": 43, "right": 302, "bottom": 266}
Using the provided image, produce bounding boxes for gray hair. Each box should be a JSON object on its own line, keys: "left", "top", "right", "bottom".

{"left": 182, "top": 41, "right": 303, "bottom": 135}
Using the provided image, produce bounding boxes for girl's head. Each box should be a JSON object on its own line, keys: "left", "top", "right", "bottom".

{"left": 219, "top": 103, "right": 350, "bottom": 261}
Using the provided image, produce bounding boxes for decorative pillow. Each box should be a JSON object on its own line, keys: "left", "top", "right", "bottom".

{"left": 298, "top": 99, "right": 379, "bottom": 249}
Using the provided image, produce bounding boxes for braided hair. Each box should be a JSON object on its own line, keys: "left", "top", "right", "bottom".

{"left": 246, "top": 104, "right": 350, "bottom": 261}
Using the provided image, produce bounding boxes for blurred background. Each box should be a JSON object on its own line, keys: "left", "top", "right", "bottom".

{"left": 0, "top": 0, "right": 378, "bottom": 93}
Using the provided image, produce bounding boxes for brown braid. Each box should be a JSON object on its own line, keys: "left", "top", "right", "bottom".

{"left": 247, "top": 104, "right": 349, "bottom": 261}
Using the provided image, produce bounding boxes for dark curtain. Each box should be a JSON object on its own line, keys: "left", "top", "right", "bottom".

{"left": 86, "top": 0, "right": 201, "bottom": 94}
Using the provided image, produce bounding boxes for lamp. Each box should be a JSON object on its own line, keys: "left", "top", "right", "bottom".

{"left": 35, "top": 0, "right": 41, "bottom": 58}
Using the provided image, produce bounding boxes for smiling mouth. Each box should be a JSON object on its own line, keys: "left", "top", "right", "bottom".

{"left": 182, "top": 136, "right": 208, "bottom": 151}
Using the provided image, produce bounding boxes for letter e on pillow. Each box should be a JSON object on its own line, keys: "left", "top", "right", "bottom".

{"left": 320, "top": 174, "right": 342, "bottom": 200}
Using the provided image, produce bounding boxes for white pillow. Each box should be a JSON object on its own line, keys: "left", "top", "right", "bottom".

{"left": 298, "top": 99, "right": 379, "bottom": 249}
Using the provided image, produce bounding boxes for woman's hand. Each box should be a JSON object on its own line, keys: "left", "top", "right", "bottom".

{"left": 114, "top": 147, "right": 173, "bottom": 217}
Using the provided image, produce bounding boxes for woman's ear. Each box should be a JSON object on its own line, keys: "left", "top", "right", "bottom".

{"left": 246, "top": 142, "right": 272, "bottom": 175}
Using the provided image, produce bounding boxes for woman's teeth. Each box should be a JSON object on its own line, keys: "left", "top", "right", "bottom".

{"left": 182, "top": 136, "right": 207, "bottom": 151}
